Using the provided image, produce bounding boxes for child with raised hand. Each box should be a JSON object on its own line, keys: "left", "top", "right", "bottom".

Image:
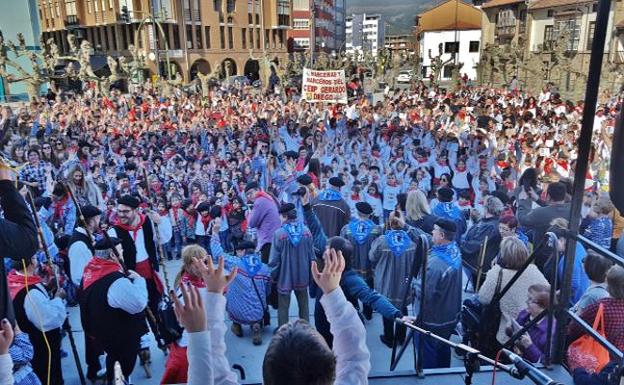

{"left": 176, "top": 248, "right": 371, "bottom": 385}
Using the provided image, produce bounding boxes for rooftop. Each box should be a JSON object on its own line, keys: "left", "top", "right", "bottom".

{"left": 528, "top": 0, "right": 594, "bottom": 9}
{"left": 416, "top": 0, "right": 482, "bottom": 32}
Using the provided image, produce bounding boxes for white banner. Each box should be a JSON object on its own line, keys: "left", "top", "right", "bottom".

{"left": 301, "top": 68, "right": 348, "bottom": 104}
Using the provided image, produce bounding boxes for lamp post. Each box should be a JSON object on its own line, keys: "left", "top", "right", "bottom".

{"left": 131, "top": 9, "right": 172, "bottom": 80}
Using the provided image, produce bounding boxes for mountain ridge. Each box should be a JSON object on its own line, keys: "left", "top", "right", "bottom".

{"left": 346, "top": 0, "right": 448, "bottom": 35}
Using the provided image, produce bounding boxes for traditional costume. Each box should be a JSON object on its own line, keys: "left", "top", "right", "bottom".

{"left": 312, "top": 177, "right": 351, "bottom": 238}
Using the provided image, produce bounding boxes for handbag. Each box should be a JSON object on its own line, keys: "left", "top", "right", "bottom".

{"left": 477, "top": 269, "right": 504, "bottom": 357}
{"left": 567, "top": 303, "right": 610, "bottom": 374}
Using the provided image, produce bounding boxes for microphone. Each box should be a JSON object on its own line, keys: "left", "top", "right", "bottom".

{"left": 502, "top": 349, "right": 562, "bottom": 385}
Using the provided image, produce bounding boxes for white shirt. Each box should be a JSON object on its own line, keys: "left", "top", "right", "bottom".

{"left": 18, "top": 279, "right": 66, "bottom": 332}
{"left": 107, "top": 274, "right": 148, "bottom": 314}
{"left": 195, "top": 216, "right": 211, "bottom": 236}
{"left": 0, "top": 354, "right": 12, "bottom": 385}
{"left": 108, "top": 218, "right": 170, "bottom": 263}
{"left": 69, "top": 227, "right": 92, "bottom": 286}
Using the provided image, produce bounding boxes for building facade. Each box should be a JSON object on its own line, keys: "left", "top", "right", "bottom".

{"left": 479, "top": 0, "right": 624, "bottom": 98}
{"left": 287, "top": 0, "right": 346, "bottom": 53}
{"left": 415, "top": 0, "right": 482, "bottom": 81}
{"left": 384, "top": 34, "right": 416, "bottom": 56}
{"left": 0, "top": 0, "right": 44, "bottom": 100}
{"left": 346, "top": 13, "right": 385, "bottom": 57}
{"left": 37, "top": 0, "right": 292, "bottom": 83}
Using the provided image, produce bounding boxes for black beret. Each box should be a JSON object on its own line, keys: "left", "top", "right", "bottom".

{"left": 437, "top": 187, "right": 454, "bottom": 202}
{"left": 284, "top": 150, "right": 299, "bottom": 159}
{"left": 245, "top": 181, "right": 259, "bottom": 193}
{"left": 234, "top": 240, "right": 256, "bottom": 251}
{"left": 279, "top": 203, "right": 296, "bottom": 214}
{"left": 297, "top": 174, "right": 312, "bottom": 185}
{"left": 355, "top": 202, "right": 373, "bottom": 215}
{"left": 94, "top": 236, "right": 122, "bottom": 250}
{"left": 81, "top": 205, "right": 102, "bottom": 219}
{"left": 329, "top": 177, "right": 345, "bottom": 187}
{"left": 181, "top": 199, "right": 194, "bottom": 210}
{"left": 197, "top": 202, "right": 211, "bottom": 213}
{"left": 117, "top": 195, "right": 140, "bottom": 209}
{"left": 54, "top": 234, "right": 71, "bottom": 250}
{"left": 434, "top": 217, "right": 457, "bottom": 233}
{"left": 209, "top": 206, "right": 222, "bottom": 218}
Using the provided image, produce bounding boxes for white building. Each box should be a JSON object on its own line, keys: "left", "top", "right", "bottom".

{"left": 346, "top": 13, "right": 385, "bottom": 57}
{"left": 415, "top": 0, "right": 482, "bottom": 81}
{"left": 419, "top": 30, "right": 482, "bottom": 80}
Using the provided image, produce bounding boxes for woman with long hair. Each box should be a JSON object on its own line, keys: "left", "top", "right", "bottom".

{"left": 405, "top": 189, "right": 437, "bottom": 234}
{"left": 66, "top": 163, "right": 105, "bottom": 209}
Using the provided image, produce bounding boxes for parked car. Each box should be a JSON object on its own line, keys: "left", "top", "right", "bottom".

{"left": 396, "top": 70, "right": 413, "bottom": 83}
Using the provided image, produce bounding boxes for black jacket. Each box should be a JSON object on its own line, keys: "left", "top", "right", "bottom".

{"left": 0, "top": 180, "right": 38, "bottom": 325}
{"left": 460, "top": 216, "right": 501, "bottom": 273}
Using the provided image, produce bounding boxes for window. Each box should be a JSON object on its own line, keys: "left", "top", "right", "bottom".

{"left": 586, "top": 21, "right": 595, "bottom": 50}
{"left": 65, "top": 0, "right": 77, "bottom": 16}
{"left": 547, "top": 10, "right": 554, "bottom": 17}
{"left": 256, "top": 28, "right": 260, "bottom": 48}
{"left": 592, "top": 2, "right": 598, "bottom": 12}
{"left": 195, "top": 26, "right": 202, "bottom": 48}
{"left": 214, "top": 0, "right": 221, "bottom": 11}
{"left": 554, "top": 17, "right": 581, "bottom": 50}
{"left": 443, "top": 64, "right": 453, "bottom": 78}
{"left": 228, "top": 26, "right": 233, "bottom": 48}
{"left": 444, "top": 41, "right": 459, "bottom": 53}
{"left": 265, "top": 29, "right": 269, "bottom": 49}
{"left": 293, "top": 19, "right": 309, "bottom": 29}
{"left": 249, "top": 28, "right": 254, "bottom": 47}
{"left": 469, "top": 41, "right": 479, "bottom": 52}
{"left": 220, "top": 26, "right": 225, "bottom": 48}
{"left": 186, "top": 25, "right": 194, "bottom": 48}
{"left": 87, "top": 0, "right": 92, "bottom": 13}
{"left": 543, "top": 25, "right": 554, "bottom": 49}
{"left": 205, "top": 26, "right": 211, "bottom": 48}
{"left": 172, "top": 24, "right": 180, "bottom": 49}
{"left": 193, "top": 0, "right": 201, "bottom": 21}
{"left": 227, "top": 0, "right": 235, "bottom": 12}
{"left": 294, "top": 37, "right": 310, "bottom": 48}
{"left": 242, "top": 28, "right": 246, "bottom": 48}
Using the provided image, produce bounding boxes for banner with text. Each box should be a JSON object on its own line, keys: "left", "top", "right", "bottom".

{"left": 301, "top": 68, "right": 348, "bottom": 104}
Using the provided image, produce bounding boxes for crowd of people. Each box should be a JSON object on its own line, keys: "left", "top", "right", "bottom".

{"left": 0, "top": 74, "right": 623, "bottom": 385}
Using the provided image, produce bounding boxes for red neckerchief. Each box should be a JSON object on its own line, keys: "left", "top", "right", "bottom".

{"left": 369, "top": 193, "right": 380, "bottom": 199}
{"left": 7, "top": 270, "right": 43, "bottom": 300}
{"left": 181, "top": 273, "right": 206, "bottom": 288}
{"left": 54, "top": 195, "right": 69, "bottom": 220}
{"left": 458, "top": 200, "right": 471, "bottom": 207}
{"left": 171, "top": 206, "right": 181, "bottom": 223}
{"left": 159, "top": 209, "right": 168, "bottom": 216}
{"left": 82, "top": 258, "right": 123, "bottom": 290}
{"left": 456, "top": 165, "right": 467, "bottom": 172}
{"left": 351, "top": 193, "right": 360, "bottom": 201}
{"left": 183, "top": 211, "right": 196, "bottom": 229}
{"left": 200, "top": 215, "right": 211, "bottom": 232}
{"left": 116, "top": 214, "right": 146, "bottom": 242}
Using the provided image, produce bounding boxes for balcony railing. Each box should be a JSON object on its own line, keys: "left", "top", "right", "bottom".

{"left": 495, "top": 25, "right": 515, "bottom": 37}
{"left": 65, "top": 15, "right": 79, "bottom": 26}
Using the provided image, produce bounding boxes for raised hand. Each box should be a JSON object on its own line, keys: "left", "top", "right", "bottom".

{"left": 171, "top": 283, "right": 206, "bottom": 333}
{"left": 311, "top": 248, "right": 345, "bottom": 295}
{"left": 191, "top": 256, "right": 237, "bottom": 294}
{"left": 0, "top": 318, "right": 14, "bottom": 355}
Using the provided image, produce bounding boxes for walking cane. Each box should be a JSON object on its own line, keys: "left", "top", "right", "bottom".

{"left": 142, "top": 169, "right": 171, "bottom": 292}
{"left": 46, "top": 186, "right": 87, "bottom": 385}
{"left": 475, "top": 235, "right": 489, "bottom": 292}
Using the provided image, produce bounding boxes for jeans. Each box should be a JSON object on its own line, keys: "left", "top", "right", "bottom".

{"left": 196, "top": 235, "right": 211, "bottom": 253}
{"left": 277, "top": 289, "right": 309, "bottom": 327}
{"left": 170, "top": 230, "right": 183, "bottom": 259}
{"left": 414, "top": 330, "right": 453, "bottom": 369}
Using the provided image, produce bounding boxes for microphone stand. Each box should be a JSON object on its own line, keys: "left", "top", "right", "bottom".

{"left": 395, "top": 318, "right": 532, "bottom": 385}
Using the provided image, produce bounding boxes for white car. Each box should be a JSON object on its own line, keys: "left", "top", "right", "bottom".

{"left": 396, "top": 70, "right": 413, "bottom": 83}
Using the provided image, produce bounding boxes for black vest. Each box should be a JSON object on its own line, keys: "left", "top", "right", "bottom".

{"left": 69, "top": 228, "right": 95, "bottom": 254}
{"left": 79, "top": 272, "right": 147, "bottom": 351}
{"left": 113, "top": 216, "right": 158, "bottom": 271}
{"left": 13, "top": 285, "right": 63, "bottom": 383}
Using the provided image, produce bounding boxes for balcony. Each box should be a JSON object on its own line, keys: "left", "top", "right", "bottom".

{"left": 65, "top": 15, "right": 79, "bottom": 26}
{"left": 495, "top": 24, "right": 516, "bottom": 37}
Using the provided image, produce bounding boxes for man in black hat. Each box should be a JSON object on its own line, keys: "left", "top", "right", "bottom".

{"left": 269, "top": 203, "right": 315, "bottom": 327}
{"left": 312, "top": 176, "right": 351, "bottom": 238}
{"left": 340, "top": 201, "right": 383, "bottom": 319}
{"left": 79, "top": 237, "right": 148, "bottom": 384}
{"left": 108, "top": 195, "right": 168, "bottom": 356}
{"left": 209, "top": 219, "right": 271, "bottom": 345}
{"left": 68, "top": 204, "right": 105, "bottom": 381}
{"left": 411, "top": 217, "right": 463, "bottom": 368}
